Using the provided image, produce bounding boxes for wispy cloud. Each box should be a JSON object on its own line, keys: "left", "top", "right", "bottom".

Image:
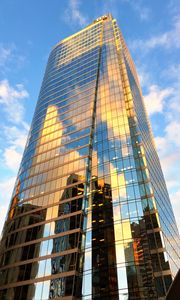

{"left": 1, "top": 125, "right": 28, "bottom": 171}
{"left": 167, "top": 0, "right": 180, "bottom": 17}
{"left": 64, "top": 0, "right": 88, "bottom": 27}
{"left": 0, "top": 80, "right": 29, "bottom": 172}
{"left": 165, "top": 121, "right": 180, "bottom": 147}
{"left": 143, "top": 85, "right": 174, "bottom": 115}
{"left": 3, "top": 125, "right": 29, "bottom": 148}
{"left": 0, "top": 44, "right": 12, "bottom": 68}
{"left": 137, "top": 67, "right": 151, "bottom": 88}
{"left": 130, "top": 16, "right": 180, "bottom": 51}
{"left": 0, "top": 42, "right": 28, "bottom": 234}
{"left": 0, "top": 80, "right": 29, "bottom": 233}
{"left": 0, "top": 43, "right": 26, "bottom": 74}
{"left": 155, "top": 130, "right": 180, "bottom": 190}
{"left": 3, "top": 148, "right": 22, "bottom": 171}
{"left": 0, "top": 79, "right": 29, "bottom": 124}
{"left": 121, "top": 0, "right": 150, "bottom": 21}
{"left": 163, "top": 64, "right": 180, "bottom": 121}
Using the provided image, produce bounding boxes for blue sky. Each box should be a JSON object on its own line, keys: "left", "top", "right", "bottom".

{"left": 0, "top": 0, "right": 180, "bottom": 233}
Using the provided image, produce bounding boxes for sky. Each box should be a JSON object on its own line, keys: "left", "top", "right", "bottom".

{"left": 0, "top": 0, "right": 180, "bottom": 234}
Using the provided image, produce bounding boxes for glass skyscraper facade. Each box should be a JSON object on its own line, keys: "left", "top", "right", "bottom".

{"left": 0, "top": 14, "right": 179, "bottom": 300}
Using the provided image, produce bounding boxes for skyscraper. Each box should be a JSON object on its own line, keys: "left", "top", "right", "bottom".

{"left": 0, "top": 14, "right": 179, "bottom": 299}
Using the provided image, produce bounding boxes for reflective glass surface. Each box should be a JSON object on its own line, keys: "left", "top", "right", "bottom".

{"left": 0, "top": 14, "right": 179, "bottom": 300}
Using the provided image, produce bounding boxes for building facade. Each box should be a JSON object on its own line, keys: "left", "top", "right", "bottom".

{"left": 0, "top": 14, "right": 179, "bottom": 300}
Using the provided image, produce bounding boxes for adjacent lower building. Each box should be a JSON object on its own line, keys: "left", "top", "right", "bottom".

{"left": 0, "top": 14, "right": 179, "bottom": 300}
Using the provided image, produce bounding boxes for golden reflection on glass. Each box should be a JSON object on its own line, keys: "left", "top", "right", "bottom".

{"left": 56, "top": 25, "right": 102, "bottom": 68}
{"left": 38, "top": 106, "right": 63, "bottom": 146}
{"left": 0, "top": 15, "right": 178, "bottom": 300}
{"left": 8, "top": 181, "right": 21, "bottom": 220}
{"left": 122, "top": 221, "right": 132, "bottom": 240}
{"left": 114, "top": 223, "right": 123, "bottom": 241}
{"left": 117, "top": 173, "right": 125, "bottom": 186}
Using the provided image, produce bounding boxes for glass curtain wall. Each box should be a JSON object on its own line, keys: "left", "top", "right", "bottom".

{"left": 0, "top": 14, "right": 179, "bottom": 300}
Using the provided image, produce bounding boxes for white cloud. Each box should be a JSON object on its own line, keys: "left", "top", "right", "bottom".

{"left": 0, "top": 79, "right": 29, "bottom": 235}
{"left": 1, "top": 125, "right": 28, "bottom": 172}
{"left": 65, "top": 0, "right": 88, "bottom": 27}
{"left": 3, "top": 147, "right": 22, "bottom": 171}
{"left": 143, "top": 85, "right": 173, "bottom": 115}
{"left": 0, "top": 79, "right": 29, "bottom": 124}
{"left": 165, "top": 121, "right": 180, "bottom": 147}
{"left": 130, "top": 16, "right": 180, "bottom": 51}
{"left": 0, "top": 44, "right": 12, "bottom": 67}
{"left": 155, "top": 120, "right": 180, "bottom": 153}
{"left": 3, "top": 125, "right": 28, "bottom": 148}
{"left": 155, "top": 136, "right": 168, "bottom": 156}
{"left": 155, "top": 119, "right": 180, "bottom": 174}
{"left": 0, "top": 79, "right": 29, "bottom": 175}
